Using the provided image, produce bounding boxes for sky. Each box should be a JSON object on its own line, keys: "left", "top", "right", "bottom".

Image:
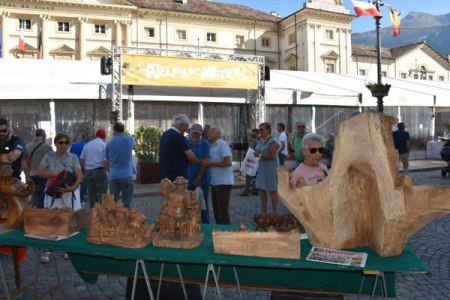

{"left": 218, "top": 0, "right": 450, "bottom": 33}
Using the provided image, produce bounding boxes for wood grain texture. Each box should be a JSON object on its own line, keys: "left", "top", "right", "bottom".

{"left": 278, "top": 111, "right": 450, "bottom": 257}
{"left": 24, "top": 208, "right": 85, "bottom": 237}
{"left": 213, "top": 231, "right": 300, "bottom": 259}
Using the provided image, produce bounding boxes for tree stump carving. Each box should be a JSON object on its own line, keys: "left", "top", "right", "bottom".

{"left": 278, "top": 111, "right": 450, "bottom": 257}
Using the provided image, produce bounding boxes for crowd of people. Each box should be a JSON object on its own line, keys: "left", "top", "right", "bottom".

{"left": 1, "top": 113, "right": 415, "bottom": 266}
{"left": 0, "top": 114, "right": 339, "bottom": 224}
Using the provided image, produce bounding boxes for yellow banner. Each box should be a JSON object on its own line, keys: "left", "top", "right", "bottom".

{"left": 121, "top": 54, "right": 259, "bottom": 89}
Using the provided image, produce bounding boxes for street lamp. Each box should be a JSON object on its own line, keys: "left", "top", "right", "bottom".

{"left": 365, "top": 0, "right": 391, "bottom": 112}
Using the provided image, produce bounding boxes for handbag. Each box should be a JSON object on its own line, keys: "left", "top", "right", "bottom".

{"left": 195, "top": 187, "right": 206, "bottom": 210}
{"left": 240, "top": 148, "right": 260, "bottom": 177}
{"left": 46, "top": 170, "right": 77, "bottom": 208}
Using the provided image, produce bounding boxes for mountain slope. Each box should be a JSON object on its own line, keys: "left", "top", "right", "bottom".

{"left": 352, "top": 12, "right": 450, "bottom": 56}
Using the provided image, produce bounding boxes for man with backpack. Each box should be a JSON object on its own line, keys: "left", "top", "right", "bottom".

{"left": 26, "top": 129, "right": 53, "bottom": 208}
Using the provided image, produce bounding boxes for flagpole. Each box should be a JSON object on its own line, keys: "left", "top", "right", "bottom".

{"left": 374, "top": 0, "right": 383, "bottom": 112}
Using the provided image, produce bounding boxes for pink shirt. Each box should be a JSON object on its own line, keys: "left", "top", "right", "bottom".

{"left": 291, "top": 162, "right": 327, "bottom": 187}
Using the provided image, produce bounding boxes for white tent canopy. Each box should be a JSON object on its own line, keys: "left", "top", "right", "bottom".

{"left": 265, "top": 70, "right": 450, "bottom": 108}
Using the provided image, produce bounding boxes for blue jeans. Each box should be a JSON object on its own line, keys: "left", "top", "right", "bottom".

{"left": 86, "top": 168, "right": 108, "bottom": 208}
{"left": 31, "top": 176, "right": 47, "bottom": 208}
{"left": 109, "top": 177, "right": 134, "bottom": 209}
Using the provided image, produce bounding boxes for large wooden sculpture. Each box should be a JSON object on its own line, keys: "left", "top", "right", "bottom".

{"left": 153, "top": 176, "right": 203, "bottom": 249}
{"left": 278, "top": 111, "right": 450, "bottom": 257}
{"left": 0, "top": 154, "right": 35, "bottom": 229}
{"left": 87, "top": 194, "right": 153, "bottom": 248}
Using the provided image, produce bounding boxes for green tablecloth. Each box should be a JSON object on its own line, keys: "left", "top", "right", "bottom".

{"left": 0, "top": 225, "right": 427, "bottom": 296}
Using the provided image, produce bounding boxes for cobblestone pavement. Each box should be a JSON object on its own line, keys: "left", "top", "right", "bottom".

{"left": 2, "top": 170, "right": 450, "bottom": 299}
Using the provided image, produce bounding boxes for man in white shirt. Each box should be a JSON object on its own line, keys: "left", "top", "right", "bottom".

{"left": 80, "top": 129, "right": 108, "bottom": 208}
{"left": 277, "top": 123, "right": 288, "bottom": 166}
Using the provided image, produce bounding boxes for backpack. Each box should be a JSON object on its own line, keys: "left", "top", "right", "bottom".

{"left": 46, "top": 170, "right": 77, "bottom": 207}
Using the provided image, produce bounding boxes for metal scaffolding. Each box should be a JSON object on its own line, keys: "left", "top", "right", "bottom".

{"left": 110, "top": 46, "right": 265, "bottom": 127}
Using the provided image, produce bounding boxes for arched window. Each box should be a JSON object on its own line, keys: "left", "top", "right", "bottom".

{"left": 420, "top": 66, "right": 427, "bottom": 80}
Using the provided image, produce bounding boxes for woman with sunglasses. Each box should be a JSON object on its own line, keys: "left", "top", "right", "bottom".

{"left": 254, "top": 122, "right": 279, "bottom": 214}
{"left": 36, "top": 133, "right": 84, "bottom": 209}
{"left": 36, "top": 133, "right": 84, "bottom": 263}
{"left": 291, "top": 133, "right": 328, "bottom": 187}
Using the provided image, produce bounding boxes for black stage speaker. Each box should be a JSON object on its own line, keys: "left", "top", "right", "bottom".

{"left": 100, "top": 56, "right": 112, "bottom": 75}
{"left": 264, "top": 65, "right": 270, "bottom": 81}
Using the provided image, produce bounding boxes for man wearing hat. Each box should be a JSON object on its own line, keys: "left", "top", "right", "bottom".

{"left": 80, "top": 129, "right": 108, "bottom": 208}
{"left": 26, "top": 128, "right": 53, "bottom": 208}
{"left": 187, "top": 123, "right": 211, "bottom": 223}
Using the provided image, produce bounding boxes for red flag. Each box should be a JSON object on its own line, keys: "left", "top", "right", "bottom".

{"left": 351, "top": 0, "right": 381, "bottom": 17}
{"left": 18, "top": 26, "right": 25, "bottom": 54}
{"left": 390, "top": 7, "right": 402, "bottom": 37}
{"left": 38, "top": 29, "right": 43, "bottom": 59}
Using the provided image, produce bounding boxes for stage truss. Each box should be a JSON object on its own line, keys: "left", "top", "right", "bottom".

{"left": 111, "top": 46, "right": 266, "bottom": 127}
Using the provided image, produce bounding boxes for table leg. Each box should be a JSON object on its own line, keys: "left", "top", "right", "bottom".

{"left": 131, "top": 259, "right": 155, "bottom": 300}
{"left": 359, "top": 270, "right": 388, "bottom": 300}
{"left": 156, "top": 263, "right": 164, "bottom": 300}
{"left": 176, "top": 264, "right": 188, "bottom": 300}
{"left": 232, "top": 267, "right": 242, "bottom": 300}
{"left": 202, "top": 264, "right": 221, "bottom": 300}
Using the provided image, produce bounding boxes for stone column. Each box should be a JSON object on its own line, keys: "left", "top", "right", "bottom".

{"left": 39, "top": 14, "right": 50, "bottom": 59}
{"left": 77, "top": 17, "right": 88, "bottom": 60}
{"left": 314, "top": 24, "right": 321, "bottom": 72}
{"left": 114, "top": 20, "right": 122, "bottom": 47}
{"left": 124, "top": 21, "right": 132, "bottom": 47}
{"left": 1, "top": 12, "right": 11, "bottom": 58}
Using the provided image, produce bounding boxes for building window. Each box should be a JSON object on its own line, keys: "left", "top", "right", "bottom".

{"left": 94, "top": 24, "right": 106, "bottom": 34}
{"left": 439, "top": 75, "right": 445, "bottom": 81}
{"left": 144, "top": 27, "right": 155, "bottom": 38}
{"left": 359, "top": 69, "right": 366, "bottom": 76}
{"left": 176, "top": 29, "right": 187, "bottom": 40}
{"left": 413, "top": 74, "right": 419, "bottom": 79}
{"left": 420, "top": 66, "right": 427, "bottom": 80}
{"left": 326, "top": 63, "right": 335, "bottom": 73}
{"left": 325, "top": 29, "right": 334, "bottom": 40}
{"left": 58, "top": 22, "right": 70, "bottom": 32}
{"left": 288, "top": 33, "right": 295, "bottom": 44}
{"left": 262, "top": 37, "right": 270, "bottom": 47}
{"left": 428, "top": 75, "right": 433, "bottom": 80}
{"left": 235, "top": 35, "right": 245, "bottom": 46}
{"left": 206, "top": 32, "right": 216, "bottom": 43}
{"left": 19, "top": 19, "right": 31, "bottom": 30}
{"left": 401, "top": 72, "right": 406, "bottom": 79}
{"left": 381, "top": 71, "right": 387, "bottom": 77}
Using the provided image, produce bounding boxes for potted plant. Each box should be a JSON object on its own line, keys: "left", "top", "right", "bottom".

{"left": 366, "top": 82, "right": 391, "bottom": 98}
{"left": 134, "top": 125, "right": 163, "bottom": 184}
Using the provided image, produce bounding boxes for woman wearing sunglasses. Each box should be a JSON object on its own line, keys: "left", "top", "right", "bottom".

{"left": 36, "top": 133, "right": 84, "bottom": 263}
{"left": 291, "top": 133, "right": 328, "bottom": 188}
{"left": 36, "top": 133, "right": 84, "bottom": 210}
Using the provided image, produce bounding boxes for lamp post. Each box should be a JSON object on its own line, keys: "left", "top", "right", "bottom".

{"left": 366, "top": 0, "right": 391, "bottom": 113}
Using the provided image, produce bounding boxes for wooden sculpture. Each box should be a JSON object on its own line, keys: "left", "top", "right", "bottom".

{"left": 87, "top": 194, "right": 153, "bottom": 248}
{"left": 24, "top": 207, "right": 85, "bottom": 237}
{"left": 278, "top": 111, "right": 450, "bottom": 257}
{"left": 153, "top": 176, "right": 203, "bottom": 249}
{"left": 254, "top": 213, "right": 304, "bottom": 233}
{"left": 0, "top": 154, "right": 35, "bottom": 229}
{"left": 213, "top": 226, "right": 300, "bottom": 259}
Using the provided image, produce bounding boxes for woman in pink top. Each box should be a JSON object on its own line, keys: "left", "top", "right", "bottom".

{"left": 291, "top": 133, "right": 328, "bottom": 187}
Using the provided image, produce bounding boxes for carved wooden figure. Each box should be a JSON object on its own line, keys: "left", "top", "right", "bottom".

{"left": 153, "top": 176, "right": 203, "bottom": 249}
{"left": 278, "top": 111, "right": 450, "bottom": 257}
{"left": 0, "top": 154, "right": 35, "bottom": 229}
{"left": 87, "top": 194, "right": 153, "bottom": 248}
